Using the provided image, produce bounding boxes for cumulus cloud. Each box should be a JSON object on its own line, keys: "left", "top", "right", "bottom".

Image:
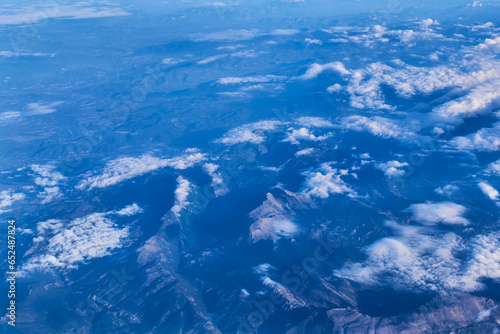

{"left": 449, "top": 122, "right": 500, "bottom": 152}
{"left": 76, "top": 152, "right": 206, "bottom": 190}
{"left": 0, "top": 190, "right": 25, "bottom": 214}
{"left": 486, "top": 159, "right": 500, "bottom": 175}
{"left": 31, "top": 164, "right": 66, "bottom": 204}
{"left": 215, "top": 120, "right": 284, "bottom": 145}
{"left": 298, "top": 61, "right": 350, "bottom": 80}
{"left": 336, "top": 221, "right": 500, "bottom": 293}
{"left": 295, "top": 148, "right": 315, "bottom": 157}
{"left": 301, "top": 163, "right": 356, "bottom": 199}
{"left": 375, "top": 160, "right": 408, "bottom": 177}
{"left": 171, "top": 176, "right": 192, "bottom": 219}
{"left": 435, "top": 184, "right": 459, "bottom": 197}
{"left": 21, "top": 211, "right": 131, "bottom": 275}
{"left": 478, "top": 181, "right": 499, "bottom": 201}
{"left": 295, "top": 116, "right": 334, "bottom": 128}
{"left": 431, "top": 79, "right": 500, "bottom": 123}
{"left": 26, "top": 101, "right": 62, "bottom": 115}
{"left": 337, "top": 59, "right": 500, "bottom": 110}
{"left": 408, "top": 202, "right": 469, "bottom": 226}
{"left": 115, "top": 203, "right": 144, "bottom": 216}
{"left": 340, "top": 115, "right": 417, "bottom": 143}
{"left": 282, "top": 128, "right": 332, "bottom": 145}
{"left": 203, "top": 163, "right": 229, "bottom": 196}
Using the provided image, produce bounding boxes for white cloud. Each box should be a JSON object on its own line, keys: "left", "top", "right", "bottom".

{"left": 215, "top": 120, "right": 284, "bottom": 145}
{"left": 336, "top": 221, "right": 500, "bottom": 293}
{"left": 478, "top": 181, "right": 499, "bottom": 201}
{"left": 282, "top": 127, "right": 332, "bottom": 145}
{"left": 298, "top": 61, "right": 350, "bottom": 80}
{"left": 0, "top": 51, "right": 52, "bottom": 57}
{"left": 295, "top": 116, "right": 334, "bottom": 128}
{"left": 450, "top": 122, "right": 500, "bottom": 152}
{"left": 408, "top": 202, "right": 469, "bottom": 226}
{"left": 301, "top": 163, "right": 356, "bottom": 199}
{"left": 171, "top": 176, "right": 192, "bottom": 219}
{"left": 21, "top": 211, "right": 130, "bottom": 275}
{"left": 0, "top": 111, "right": 20, "bottom": 120}
{"left": 327, "top": 83, "right": 342, "bottom": 93}
{"left": 190, "top": 29, "right": 260, "bottom": 42}
{"left": 340, "top": 115, "right": 417, "bottom": 143}
{"left": 26, "top": 101, "right": 62, "bottom": 115}
{"left": 0, "top": 190, "right": 25, "bottom": 214}
{"left": 197, "top": 54, "right": 228, "bottom": 64}
{"left": 270, "top": 29, "right": 300, "bottom": 36}
{"left": 295, "top": 148, "right": 315, "bottom": 157}
{"left": 203, "top": 163, "right": 228, "bottom": 196}
{"left": 486, "top": 159, "right": 500, "bottom": 175}
{"left": 162, "top": 58, "right": 183, "bottom": 66}
{"left": 0, "top": 3, "right": 130, "bottom": 26}
{"left": 217, "top": 75, "right": 285, "bottom": 85}
{"left": 431, "top": 79, "right": 500, "bottom": 123}
{"left": 305, "top": 38, "right": 321, "bottom": 45}
{"left": 76, "top": 152, "right": 206, "bottom": 190}
{"left": 33, "top": 219, "right": 63, "bottom": 243}
{"left": 337, "top": 59, "right": 500, "bottom": 110}
{"left": 375, "top": 160, "right": 408, "bottom": 177}
{"left": 115, "top": 203, "right": 143, "bottom": 216}
{"left": 31, "top": 164, "right": 66, "bottom": 204}
{"left": 419, "top": 18, "right": 439, "bottom": 30}
{"left": 435, "top": 184, "right": 459, "bottom": 197}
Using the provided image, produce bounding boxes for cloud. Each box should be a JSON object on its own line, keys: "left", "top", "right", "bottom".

{"left": 340, "top": 115, "right": 417, "bottom": 143}
{"left": 305, "top": 38, "right": 322, "bottom": 45}
{"left": 0, "top": 51, "right": 52, "bottom": 57}
{"left": 336, "top": 221, "right": 500, "bottom": 293}
{"left": 431, "top": 79, "right": 500, "bottom": 123}
{"left": 449, "top": 122, "right": 500, "bottom": 152}
{"left": 0, "top": 111, "right": 20, "bottom": 120}
{"left": 478, "top": 181, "right": 499, "bottom": 201}
{"left": 327, "top": 83, "right": 342, "bottom": 93}
{"left": 408, "top": 202, "right": 469, "bottom": 226}
{"left": 298, "top": 61, "right": 350, "bottom": 79}
{"left": 217, "top": 75, "right": 285, "bottom": 85}
{"left": 375, "top": 160, "right": 408, "bottom": 177}
{"left": 486, "top": 159, "right": 500, "bottom": 175}
{"left": 203, "top": 163, "right": 228, "bottom": 196}
{"left": 171, "top": 176, "right": 192, "bottom": 219}
{"left": 295, "top": 148, "right": 315, "bottom": 157}
{"left": 336, "top": 58, "right": 500, "bottom": 110}
{"left": 435, "top": 184, "right": 459, "bottom": 197}
{"left": 115, "top": 203, "right": 143, "bottom": 216}
{"left": 21, "top": 211, "right": 130, "bottom": 275}
{"left": 26, "top": 101, "right": 62, "bottom": 115}
{"left": 33, "top": 219, "right": 63, "bottom": 243}
{"left": 301, "top": 163, "right": 356, "bottom": 199}
{"left": 0, "top": 3, "right": 130, "bottom": 25}
{"left": 0, "top": 190, "right": 25, "bottom": 214}
{"left": 190, "top": 29, "right": 260, "bottom": 42}
{"left": 270, "top": 29, "right": 300, "bottom": 36}
{"left": 31, "top": 164, "right": 66, "bottom": 204}
{"left": 295, "top": 116, "right": 334, "bottom": 128}
{"left": 197, "top": 54, "right": 228, "bottom": 65}
{"left": 215, "top": 120, "right": 284, "bottom": 145}
{"left": 282, "top": 127, "right": 332, "bottom": 145}
{"left": 76, "top": 152, "right": 206, "bottom": 190}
